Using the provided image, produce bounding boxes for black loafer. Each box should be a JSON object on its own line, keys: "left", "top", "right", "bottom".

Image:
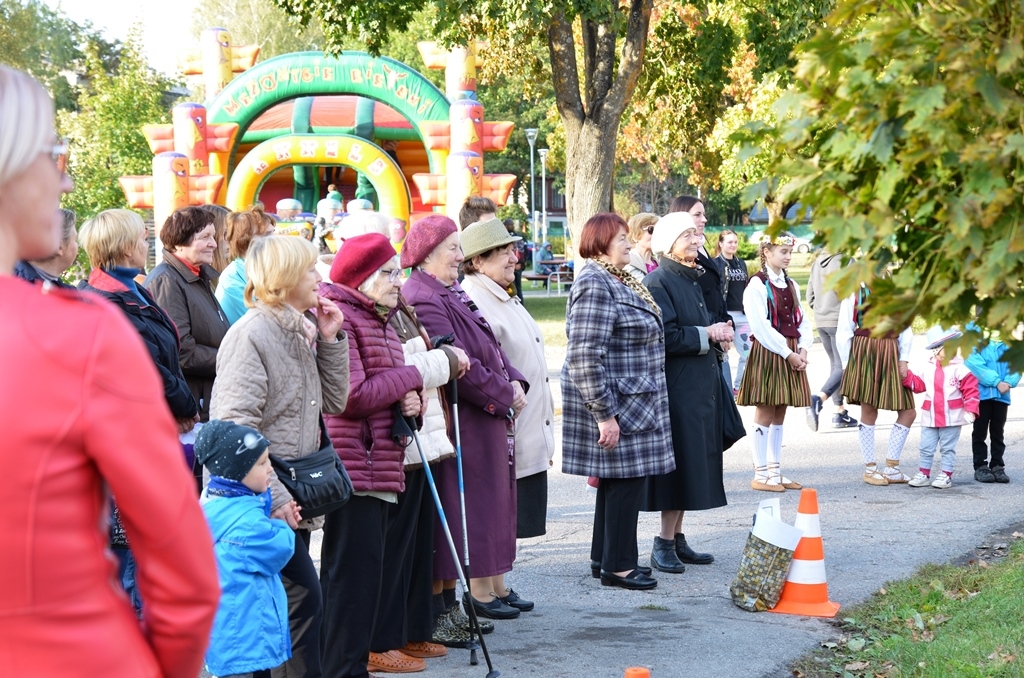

{"left": 600, "top": 569, "right": 657, "bottom": 590}
{"left": 591, "top": 561, "right": 652, "bottom": 579}
{"left": 975, "top": 466, "right": 997, "bottom": 483}
{"left": 463, "top": 593, "right": 520, "bottom": 620}
{"left": 992, "top": 466, "right": 1011, "bottom": 483}
{"left": 497, "top": 588, "right": 534, "bottom": 611}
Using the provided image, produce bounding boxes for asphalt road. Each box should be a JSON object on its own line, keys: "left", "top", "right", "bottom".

{"left": 305, "top": 335, "right": 1024, "bottom": 678}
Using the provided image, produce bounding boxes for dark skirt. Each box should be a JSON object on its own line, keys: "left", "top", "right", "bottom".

{"left": 840, "top": 335, "right": 915, "bottom": 411}
{"left": 736, "top": 337, "right": 811, "bottom": 407}
{"left": 516, "top": 471, "right": 548, "bottom": 538}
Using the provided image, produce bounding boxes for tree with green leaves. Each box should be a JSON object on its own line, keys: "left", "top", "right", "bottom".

{"left": 274, "top": 0, "right": 653, "bottom": 237}
{"left": 57, "top": 30, "right": 178, "bottom": 220}
{"left": 0, "top": 0, "right": 119, "bottom": 111}
{"left": 191, "top": 0, "right": 325, "bottom": 59}
{"left": 754, "top": 0, "right": 1024, "bottom": 365}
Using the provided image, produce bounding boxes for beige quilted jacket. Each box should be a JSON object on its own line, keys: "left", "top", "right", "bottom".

{"left": 210, "top": 301, "right": 350, "bottom": 527}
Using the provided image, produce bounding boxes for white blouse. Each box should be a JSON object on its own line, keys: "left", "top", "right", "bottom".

{"left": 742, "top": 266, "right": 813, "bottom": 359}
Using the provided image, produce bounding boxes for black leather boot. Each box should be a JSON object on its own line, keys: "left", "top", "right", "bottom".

{"left": 675, "top": 533, "right": 714, "bottom": 564}
{"left": 650, "top": 536, "right": 685, "bottom": 573}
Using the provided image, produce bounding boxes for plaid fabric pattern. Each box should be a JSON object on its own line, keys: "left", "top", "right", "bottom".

{"left": 560, "top": 263, "right": 675, "bottom": 479}
{"left": 735, "top": 337, "right": 811, "bottom": 407}
{"left": 840, "top": 335, "right": 915, "bottom": 411}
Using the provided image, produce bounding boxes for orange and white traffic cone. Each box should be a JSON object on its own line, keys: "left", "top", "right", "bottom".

{"left": 769, "top": 488, "right": 840, "bottom": 617}
{"left": 624, "top": 669, "right": 651, "bottom": 678}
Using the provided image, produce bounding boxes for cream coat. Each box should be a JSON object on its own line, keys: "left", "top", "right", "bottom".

{"left": 210, "top": 301, "right": 350, "bottom": 529}
{"left": 462, "top": 272, "right": 555, "bottom": 478}
{"left": 391, "top": 302, "right": 457, "bottom": 467}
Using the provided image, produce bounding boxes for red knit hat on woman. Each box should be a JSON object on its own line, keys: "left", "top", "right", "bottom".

{"left": 400, "top": 214, "right": 458, "bottom": 269}
{"left": 329, "top": 233, "right": 397, "bottom": 288}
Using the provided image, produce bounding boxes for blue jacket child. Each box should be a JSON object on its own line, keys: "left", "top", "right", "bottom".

{"left": 965, "top": 328, "right": 1021, "bottom": 405}
{"left": 196, "top": 420, "right": 295, "bottom": 677}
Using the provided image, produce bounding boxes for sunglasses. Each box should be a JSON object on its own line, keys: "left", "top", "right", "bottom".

{"left": 47, "top": 138, "right": 69, "bottom": 173}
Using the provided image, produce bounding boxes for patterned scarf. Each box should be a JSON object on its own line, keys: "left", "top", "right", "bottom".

{"left": 590, "top": 258, "right": 661, "bottom": 316}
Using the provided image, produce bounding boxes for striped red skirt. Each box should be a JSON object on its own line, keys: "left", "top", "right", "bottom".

{"left": 736, "top": 337, "right": 810, "bottom": 407}
{"left": 840, "top": 335, "right": 915, "bottom": 411}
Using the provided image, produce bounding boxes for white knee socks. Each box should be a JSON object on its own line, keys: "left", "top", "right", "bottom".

{"left": 858, "top": 423, "right": 876, "bottom": 464}
{"left": 887, "top": 423, "right": 910, "bottom": 461}
{"left": 751, "top": 424, "right": 769, "bottom": 481}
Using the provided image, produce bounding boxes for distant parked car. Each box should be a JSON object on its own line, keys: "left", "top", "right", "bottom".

{"left": 749, "top": 230, "right": 812, "bottom": 253}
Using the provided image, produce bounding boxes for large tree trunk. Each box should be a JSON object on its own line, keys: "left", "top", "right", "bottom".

{"left": 547, "top": 0, "right": 652, "bottom": 258}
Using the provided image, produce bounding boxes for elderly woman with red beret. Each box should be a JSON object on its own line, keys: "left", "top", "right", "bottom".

{"left": 318, "top": 233, "right": 426, "bottom": 677}
{"left": 401, "top": 215, "right": 531, "bottom": 624}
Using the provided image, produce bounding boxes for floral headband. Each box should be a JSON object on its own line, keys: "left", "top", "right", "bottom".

{"left": 760, "top": 234, "right": 797, "bottom": 247}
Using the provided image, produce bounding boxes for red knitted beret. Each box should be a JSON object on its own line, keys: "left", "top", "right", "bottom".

{"left": 329, "top": 233, "right": 397, "bottom": 288}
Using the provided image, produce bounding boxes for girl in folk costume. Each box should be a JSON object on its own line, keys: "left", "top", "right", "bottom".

{"left": 836, "top": 284, "right": 916, "bottom": 485}
{"left": 736, "top": 234, "right": 813, "bottom": 491}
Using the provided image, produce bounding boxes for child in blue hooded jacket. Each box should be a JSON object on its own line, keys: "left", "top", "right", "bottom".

{"left": 964, "top": 326, "right": 1020, "bottom": 483}
{"left": 196, "top": 420, "right": 295, "bottom": 678}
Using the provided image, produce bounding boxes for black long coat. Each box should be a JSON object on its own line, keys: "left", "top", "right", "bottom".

{"left": 642, "top": 257, "right": 727, "bottom": 512}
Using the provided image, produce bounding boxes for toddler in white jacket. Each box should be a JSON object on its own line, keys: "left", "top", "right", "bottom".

{"left": 902, "top": 326, "right": 980, "bottom": 489}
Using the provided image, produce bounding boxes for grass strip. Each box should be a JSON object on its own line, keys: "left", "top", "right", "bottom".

{"left": 792, "top": 535, "right": 1024, "bottom": 677}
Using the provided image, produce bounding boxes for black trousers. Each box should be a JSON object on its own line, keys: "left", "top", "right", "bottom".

{"left": 370, "top": 469, "right": 435, "bottom": 652}
{"left": 973, "top": 400, "right": 1008, "bottom": 469}
{"left": 590, "top": 476, "right": 644, "bottom": 573}
{"left": 321, "top": 495, "right": 389, "bottom": 678}
{"left": 272, "top": 529, "right": 322, "bottom": 678}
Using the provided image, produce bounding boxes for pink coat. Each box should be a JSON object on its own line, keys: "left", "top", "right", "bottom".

{"left": 0, "top": 277, "right": 219, "bottom": 678}
{"left": 319, "top": 282, "right": 423, "bottom": 493}
{"left": 903, "top": 355, "right": 980, "bottom": 427}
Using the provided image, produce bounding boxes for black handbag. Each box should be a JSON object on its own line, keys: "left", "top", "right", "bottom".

{"left": 721, "top": 368, "right": 747, "bottom": 451}
{"left": 270, "top": 416, "right": 352, "bottom": 518}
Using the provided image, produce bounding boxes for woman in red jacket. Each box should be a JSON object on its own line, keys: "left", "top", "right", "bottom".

{"left": 318, "top": 233, "right": 426, "bottom": 677}
{"left": 0, "top": 65, "right": 219, "bottom": 678}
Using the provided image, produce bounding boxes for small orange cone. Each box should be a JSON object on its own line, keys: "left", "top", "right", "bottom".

{"left": 769, "top": 488, "right": 841, "bottom": 617}
{"left": 624, "top": 669, "right": 651, "bottom": 678}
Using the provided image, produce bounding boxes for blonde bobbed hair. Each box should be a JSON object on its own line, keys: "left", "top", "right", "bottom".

{"left": 79, "top": 209, "right": 146, "bottom": 271}
{"left": 627, "top": 212, "right": 659, "bottom": 245}
{"left": 0, "top": 66, "right": 53, "bottom": 188}
{"left": 245, "top": 235, "right": 318, "bottom": 308}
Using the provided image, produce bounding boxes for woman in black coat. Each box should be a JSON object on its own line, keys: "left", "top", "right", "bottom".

{"left": 642, "top": 212, "right": 733, "bottom": 575}
{"left": 78, "top": 208, "right": 200, "bottom": 614}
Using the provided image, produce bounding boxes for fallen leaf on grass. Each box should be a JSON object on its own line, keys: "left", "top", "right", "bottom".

{"left": 845, "top": 661, "right": 870, "bottom": 671}
{"left": 921, "top": 630, "right": 934, "bottom": 642}
{"left": 878, "top": 587, "right": 887, "bottom": 595}
{"left": 792, "top": 670, "right": 804, "bottom": 677}
{"left": 848, "top": 638, "right": 867, "bottom": 651}
{"left": 977, "top": 559, "right": 990, "bottom": 569}
{"left": 1011, "top": 531, "right": 1023, "bottom": 539}
{"left": 821, "top": 641, "right": 838, "bottom": 649}
{"left": 930, "top": 614, "right": 952, "bottom": 626}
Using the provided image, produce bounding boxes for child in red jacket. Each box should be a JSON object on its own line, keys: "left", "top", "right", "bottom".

{"left": 903, "top": 326, "right": 980, "bottom": 489}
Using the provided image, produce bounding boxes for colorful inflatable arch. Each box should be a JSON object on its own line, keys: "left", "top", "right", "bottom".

{"left": 225, "top": 134, "right": 411, "bottom": 226}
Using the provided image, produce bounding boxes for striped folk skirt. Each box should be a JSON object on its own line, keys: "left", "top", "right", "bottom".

{"left": 736, "top": 337, "right": 810, "bottom": 407}
{"left": 840, "top": 335, "right": 915, "bottom": 411}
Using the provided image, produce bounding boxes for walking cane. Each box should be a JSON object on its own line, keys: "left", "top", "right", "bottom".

{"left": 393, "top": 408, "right": 500, "bottom": 677}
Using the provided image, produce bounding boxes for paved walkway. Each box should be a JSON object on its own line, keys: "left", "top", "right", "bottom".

{"left": 309, "top": 337, "right": 1024, "bottom": 678}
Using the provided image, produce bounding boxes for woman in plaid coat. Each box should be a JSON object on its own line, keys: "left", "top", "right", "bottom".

{"left": 562, "top": 213, "right": 675, "bottom": 591}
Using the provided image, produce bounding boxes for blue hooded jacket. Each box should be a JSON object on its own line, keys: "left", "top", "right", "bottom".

{"left": 964, "top": 329, "right": 1020, "bottom": 406}
{"left": 201, "top": 489, "right": 295, "bottom": 675}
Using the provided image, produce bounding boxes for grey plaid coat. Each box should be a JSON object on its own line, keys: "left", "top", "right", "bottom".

{"left": 560, "top": 262, "right": 675, "bottom": 479}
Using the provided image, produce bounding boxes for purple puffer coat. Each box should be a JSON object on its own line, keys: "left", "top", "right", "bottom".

{"left": 319, "top": 282, "right": 423, "bottom": 493}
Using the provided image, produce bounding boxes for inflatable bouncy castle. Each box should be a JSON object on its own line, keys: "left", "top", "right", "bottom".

{"left": 120, "top": 28, "right": 517, "bottom": 250}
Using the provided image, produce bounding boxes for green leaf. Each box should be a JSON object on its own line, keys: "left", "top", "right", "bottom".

{"left": 996, "top": 39, "right": 1023, "bottom": 74}
{"left": 974, "top": 72, "right": 1009, "bottom": 116}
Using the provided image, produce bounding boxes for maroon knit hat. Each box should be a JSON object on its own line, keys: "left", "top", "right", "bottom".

{"left": 400, "top": 214, "right": 458, "bottom": 268}
{"left": 330, "top": 233, "right": 397, "bottom": 288}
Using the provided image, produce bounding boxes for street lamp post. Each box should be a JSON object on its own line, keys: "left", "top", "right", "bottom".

{"left": 538, "top": 148, "right": 549, "bottom": 244}
{"left": 525, "top": 128, "right": 538, "bottom": 242}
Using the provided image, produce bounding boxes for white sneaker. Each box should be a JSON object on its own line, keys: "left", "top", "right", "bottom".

{"left": 931, "top": 473, "right": 952, "bottom": 489}
{"left": 908, "top": 472, "right": 932, "bottom": 487}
